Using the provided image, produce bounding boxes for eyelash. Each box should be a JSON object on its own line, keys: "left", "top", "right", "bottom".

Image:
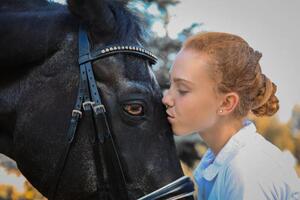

{"left": 168, "top": 83, "right": 189, "bottom": 95}
{"left": 178, "top": 90, "right": 188, "bottom": 95}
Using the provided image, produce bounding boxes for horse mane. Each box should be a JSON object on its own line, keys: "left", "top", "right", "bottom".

{"left": 1, "top": 0, "right": 145, "bottom": 43}
{"left": 108, "top": 1, "right": 146, "bottom": 44}
{"left": 0, "top": 0, "right": 61, "bottom": 11}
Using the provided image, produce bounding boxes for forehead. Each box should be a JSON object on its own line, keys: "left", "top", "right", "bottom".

{"left": 123, "top": 55, "right": 152, "bottom": 82}
{"left": 170, "top": 49, "right": 210, "bottom": 81}
{"left": 122, "top": 55, "right": 160, "bottom": 93}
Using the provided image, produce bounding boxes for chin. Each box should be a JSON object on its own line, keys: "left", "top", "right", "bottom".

{"left": 172, "top": 126, "right": 194, "bottom": 136}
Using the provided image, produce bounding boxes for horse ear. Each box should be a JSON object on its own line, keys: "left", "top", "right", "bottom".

{"left": 67, "top": 0, "right": 116, "bottom": 33}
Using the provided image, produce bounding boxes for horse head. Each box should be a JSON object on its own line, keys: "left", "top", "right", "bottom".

{"left": 0, "top": 0, "right": 193, "bottom": 199}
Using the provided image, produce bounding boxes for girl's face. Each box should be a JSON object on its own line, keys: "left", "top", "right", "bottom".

{"left": 162, "top": 49, "right": 222, "bottom": 136}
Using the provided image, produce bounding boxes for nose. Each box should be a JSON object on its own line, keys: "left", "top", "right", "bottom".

{"left": 162, "top": 89, "right": 174, "bottom": 108}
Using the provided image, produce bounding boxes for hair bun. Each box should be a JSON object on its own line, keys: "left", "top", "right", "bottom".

{"left": 251, "top": 75, "right": 279, "bottom": 117}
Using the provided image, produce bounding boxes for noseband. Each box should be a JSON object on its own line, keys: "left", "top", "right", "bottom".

{"left": 47, "top": 25, "right": 194, "bottom": 200}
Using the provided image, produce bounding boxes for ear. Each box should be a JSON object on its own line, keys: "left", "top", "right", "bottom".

{"left": 67, "top": 0, "right": 116, "bottom": 33}
{"left": 217, "top": 92, "right": 239, "bottom": 115}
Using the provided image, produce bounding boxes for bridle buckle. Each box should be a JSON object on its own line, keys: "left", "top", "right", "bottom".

{"left": 82, "top": 101, "right": 95, "bottom": 111}
{"left": 82, "top": 101, "right": 106, "bottom": 114}
{"left": 92, "top": 104, "right": 106, "bottom": 114}
{"left": 72, "top": 109, "right": 82, "bottom": 118}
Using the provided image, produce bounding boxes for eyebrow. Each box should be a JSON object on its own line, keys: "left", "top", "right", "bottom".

{"left": 174, "top": 78, "right": 194, "bottom": 84}
{"left": 169, "top": 75, "right": 194, "bottom": 86}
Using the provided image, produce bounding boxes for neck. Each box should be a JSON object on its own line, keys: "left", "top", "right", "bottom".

{"left": 199, "top": 117, "right": 244, "bottom": 156}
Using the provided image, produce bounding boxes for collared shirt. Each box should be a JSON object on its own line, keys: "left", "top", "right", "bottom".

{"left": 193, "top": 121, "right": 300, "bottom": 200}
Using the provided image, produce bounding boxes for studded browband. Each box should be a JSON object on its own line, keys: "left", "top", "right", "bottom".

{"left": 79, "top": 44, "right": 158, "bottom": 66}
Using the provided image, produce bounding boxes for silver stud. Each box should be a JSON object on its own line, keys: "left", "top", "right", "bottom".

{"left": 114, "top": 47, "right": 117, "bottom": 50}
{"left": 109, "top": 47, "right": 114, "bottom": 51}
{"left": 105, "top": 48, "right": 109, "bottom": 52}
{"left": 117, "top": 46, "right": 121, "bottom": 50}
{"left": 121, "top": 46, "right": 125, "bottom": 49}
{"left": 101, "top": 49, "right": 105, "bottom": 53}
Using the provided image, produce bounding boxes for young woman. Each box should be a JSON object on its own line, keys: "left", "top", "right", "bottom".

{"left": 162, "top": 32, "right": 300, "bottom": 200}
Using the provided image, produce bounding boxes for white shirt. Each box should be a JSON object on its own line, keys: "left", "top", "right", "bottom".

{"left": 193, "top": 121, "right": 300, "bottom": 200}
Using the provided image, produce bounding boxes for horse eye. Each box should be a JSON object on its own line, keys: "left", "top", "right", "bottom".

{"left": 123, "top": 104, "right": 144, "bottom": 116}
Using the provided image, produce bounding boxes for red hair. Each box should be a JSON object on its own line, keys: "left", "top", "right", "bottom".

{"left": 183, "top": 32, "right": 279, "bottom": 117}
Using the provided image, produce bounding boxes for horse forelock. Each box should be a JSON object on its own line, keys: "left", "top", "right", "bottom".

{"left": 108, "top": 1, "right": 146, "bottom": 45}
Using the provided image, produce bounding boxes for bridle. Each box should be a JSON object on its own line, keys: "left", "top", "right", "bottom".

{"left": 47, "top": 25, "right": 195, "bottom": 200}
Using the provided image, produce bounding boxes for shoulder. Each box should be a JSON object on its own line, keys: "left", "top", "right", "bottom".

{"left": 226, "top": 132, "right": 296, "bottom": 183}
{"left": 231, "top": 132, "right": 297, "bottom": 177}
{"left": 217, "top": 133, "right": 300, "bottom": 199}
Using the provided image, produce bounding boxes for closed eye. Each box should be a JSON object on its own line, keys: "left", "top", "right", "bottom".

{"left": 178, "top": 90, "right": 189, "bottom": 95}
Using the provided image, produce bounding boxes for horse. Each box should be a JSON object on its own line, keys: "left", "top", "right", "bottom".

{"left": 0, "top": 0, "right": 195, "bottom": 199}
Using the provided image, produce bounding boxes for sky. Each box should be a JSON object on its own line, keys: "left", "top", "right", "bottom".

{"left": 55, "top": 0, "right": 300, "bottom": 122}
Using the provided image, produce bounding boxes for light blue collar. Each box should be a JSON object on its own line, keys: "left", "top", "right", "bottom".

{"left": 195, "top": 121, "right": 257, "bottom": 181}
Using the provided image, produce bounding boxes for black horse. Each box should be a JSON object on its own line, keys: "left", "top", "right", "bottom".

{"left": 0, "top": 0, "right": 194, "bottom": 199}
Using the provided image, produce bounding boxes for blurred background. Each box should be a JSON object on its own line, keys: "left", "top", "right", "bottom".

{"left": 1, "top": 0, "right": 300, "bottom": 199}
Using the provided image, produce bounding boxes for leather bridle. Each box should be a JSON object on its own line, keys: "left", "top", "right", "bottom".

{"left": 47, "top": 25, "right": 195, "bottom": 200}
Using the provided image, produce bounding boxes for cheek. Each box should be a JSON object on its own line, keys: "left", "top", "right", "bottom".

{"left": 177, "top": 93, "right": 217, "bottom": 118}
{"left": 175, "top": 95, "right": 194, "bottom": 115}
{"left": 196, "top": 94, "right": 218, "bottom": 116}
{"left": 173, "top": 92, "right": 218, "bottom": 134}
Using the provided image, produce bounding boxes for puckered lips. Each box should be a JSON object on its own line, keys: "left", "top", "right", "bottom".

{"left": 166, "top": 111, "right": 175, "bottom": 122}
